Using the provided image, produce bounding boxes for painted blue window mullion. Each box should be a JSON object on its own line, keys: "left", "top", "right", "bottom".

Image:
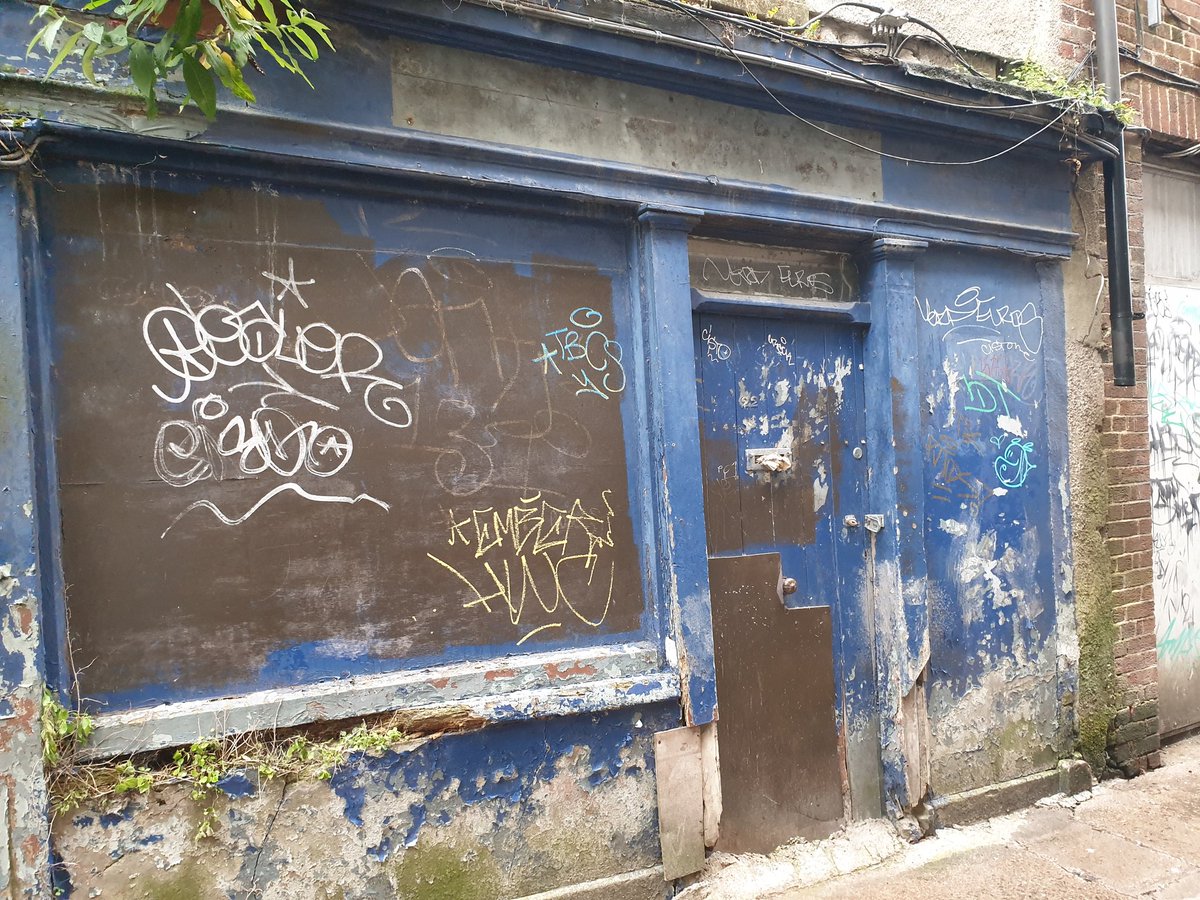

{"left": 1035, "top": 259, "right": 1078, "bottom": 718}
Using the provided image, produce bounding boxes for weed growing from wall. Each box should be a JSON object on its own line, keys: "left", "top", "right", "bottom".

{"left": 1002, "top": 59, "right": 1134, "bottom": 125}
{"left": 41, "top": 691, "right": 417, "bottom": 840}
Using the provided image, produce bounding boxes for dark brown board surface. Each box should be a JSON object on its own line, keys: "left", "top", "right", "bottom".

{"left": 42, "top": 164, "right": 646, "bottom": 708}
{"left": 708, "top": 552, "right": 843, "bottom": 852}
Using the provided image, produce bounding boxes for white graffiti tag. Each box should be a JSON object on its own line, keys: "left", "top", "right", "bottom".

{"left": 147, "top": 261, "right": 404, "bottom": 534}
{"left": 915, "top": 287, "right": 1044, "bottom": 360}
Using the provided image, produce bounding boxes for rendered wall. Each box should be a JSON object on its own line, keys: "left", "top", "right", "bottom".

{"left": 52, "top": 705, "right": 675, "bottom": 899}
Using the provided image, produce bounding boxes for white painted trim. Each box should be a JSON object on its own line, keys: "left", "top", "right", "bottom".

{"left": 82, "top": 642, "right": 677, "bottom": 759}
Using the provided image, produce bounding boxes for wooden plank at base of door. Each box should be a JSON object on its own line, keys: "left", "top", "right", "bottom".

{"left": 654, "top": 726, "right": 707, "bottom": 880}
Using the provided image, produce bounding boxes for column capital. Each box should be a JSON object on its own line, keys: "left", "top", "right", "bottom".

{"left": 637, "top": 205, "right": 703, "bottom": 232}
{"left": 864, "top": 236, "right": 929, "bottom": 263}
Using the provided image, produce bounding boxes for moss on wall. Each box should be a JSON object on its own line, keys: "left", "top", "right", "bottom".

{"left": 139, "top": 861, "right": 213, "bottom": 900}
{"left": 1063, "top": 170, "right": 1120, "bottom": 773}
{"left": 391, "top": 843, "right": 501, "bottom": 900}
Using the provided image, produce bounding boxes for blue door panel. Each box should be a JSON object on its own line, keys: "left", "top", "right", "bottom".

{"left": 695, "top": 312, "right": 871, "bottom": 723}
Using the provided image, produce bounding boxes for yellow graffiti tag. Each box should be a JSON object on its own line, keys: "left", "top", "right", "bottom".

{"left": 427, "top": 491, "right": 618, "bottom": 643}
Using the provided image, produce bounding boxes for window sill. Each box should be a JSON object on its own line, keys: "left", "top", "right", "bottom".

{"left": 79, "top": 642, "right": 677, "bottom": 759}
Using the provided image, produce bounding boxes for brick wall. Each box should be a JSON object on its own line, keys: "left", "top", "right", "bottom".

{"left": 1058, "top": 0, "right": 1191, "bottom": 774}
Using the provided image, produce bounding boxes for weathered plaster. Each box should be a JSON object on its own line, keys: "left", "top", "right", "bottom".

{"left": 53, "top": 704, "right": 674, "bottom": 899}
{"left": 817, "top": 0, "right": 1063, "bottom": 70}
{"left": 1062, "top": 167, "right": 1119, "bottom": 773}
{"left": 0, "top": 170, "right": 51, "bottom": 899}
{"left": 927, "top": 651, "right": 1062, "bottom": 795}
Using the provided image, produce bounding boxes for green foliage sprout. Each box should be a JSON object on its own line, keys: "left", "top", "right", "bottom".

{"left": 25, "top": 0, "right": 334, "bottom": 120}
{"left": 1002, "top": 59, "right": 1135, "bottom": 125}
{"left": 41, "top": 687, "right": 94, "bottom": 770}
{"left": 45, "top": 711, "right": 417, "bottom": 841}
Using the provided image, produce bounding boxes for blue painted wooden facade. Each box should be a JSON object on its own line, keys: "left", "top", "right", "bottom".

{"left": 0, "top": 0, "right": 1082, "bottom": 892}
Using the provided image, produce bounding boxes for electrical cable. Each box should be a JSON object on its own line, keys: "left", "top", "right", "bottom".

{"left": 0, "top": 134, "right": 45, "bottom": 168}
{"left": 777, "top": 1, "right": 984, "bottom": 76}
{"left": 643, "top": 0, "right": 1076, "bottom": 114}
{"left": 1119, "top": 45, "right": 1200, "bottom": 89}
{"left": 672, "top": 2, "right": 1079, "bottom": 167}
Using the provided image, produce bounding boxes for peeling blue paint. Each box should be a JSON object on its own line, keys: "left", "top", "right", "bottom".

{"left": 49, "top": 847, "right": 73, "bottom": 899}
{"left": 367, "top": 835, "right": 392, "bottom": 862}
{"left": 99, "top": 805, "right": 133, "bottom": 829}
{"left": 330, "top": 704, "right": 674, "bottom": 848}
{"left": 403, "top": 804, "right": 426, "bottom": 848}
{"left": 624, "top": 680, "right": 662, "bottom": 696}
{"left": 215, "top": 772, "right": 257, "bottom": 799}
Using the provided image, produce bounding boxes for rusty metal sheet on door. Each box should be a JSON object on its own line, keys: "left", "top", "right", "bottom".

{"left": 708, "top": 552, "right": 842, "bottom": 853}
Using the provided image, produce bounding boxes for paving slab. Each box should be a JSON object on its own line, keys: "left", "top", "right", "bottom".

{"left": 1154, "top": 869, "right": 1200, "bottom": 900}
{"left": 784, "top": 843, "right": 1129, "bottom": 900}
{"left": 684, "top": 734, "right": 1200, "bottom": 900}
{"left": 1016, "top": 816, "right": 1186, "bottom": 896}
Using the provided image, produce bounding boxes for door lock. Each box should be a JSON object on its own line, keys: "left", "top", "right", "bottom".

{"left": 746, "top": 447, "right": 792, "bottom": 474}
{"left": 843, "top": 514, "right": 859, "bottom": 528}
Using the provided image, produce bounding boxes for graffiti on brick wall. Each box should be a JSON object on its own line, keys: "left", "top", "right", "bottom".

{"left": 1148, "top": 284, "right": 1200, "bottom": 658}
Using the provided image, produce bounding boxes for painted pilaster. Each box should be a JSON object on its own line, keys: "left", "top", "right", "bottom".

{"left": 861, "top": 236, "right": 931, "bottom": 820}
{"left": 1037, "top": 259, "right": 1079, "bottom": 753}
{"left": 0, "top": 168, "right": 51, "bottom": 897}
{"left": 636, "top": 206, "right": 716, "bottom": 726}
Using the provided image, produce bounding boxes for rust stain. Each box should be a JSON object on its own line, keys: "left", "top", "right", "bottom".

{"left": 20, "top": 833, "right": 41, "bottom": 867}
{"left": 544, "top": 661, "right": 597, "bottom": 680}
{"left": 394, "top": 705, "right": 486, "bottom": 735}
{"left": 429, "top": 677, "right": 452, "bottom": 689}
{"left": 0, "top": 698, "right": 36, "bottom": 754}
{"left": 14, "top": 604, "right": 33, "bottom": 635}
{"left": 484, "top": 668, "right": 517, "bottom": 681}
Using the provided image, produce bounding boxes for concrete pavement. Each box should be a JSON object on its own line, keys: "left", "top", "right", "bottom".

{"left": 683, "top": 734, "right": 1200, "bottom": 899}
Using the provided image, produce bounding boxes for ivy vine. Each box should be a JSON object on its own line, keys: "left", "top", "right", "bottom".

{"left": 26, "top": 0, "right": 334, "bottom": 119}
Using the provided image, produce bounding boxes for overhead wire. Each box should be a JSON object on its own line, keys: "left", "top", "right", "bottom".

{"left": 667, "top": 1, "right": 1080, "bottom": 167}
{"left": 775, "top": 1, "right": 985, "bottom": 77}
{"left": 643, "top": 0, "right": 1083, "bottom": 114}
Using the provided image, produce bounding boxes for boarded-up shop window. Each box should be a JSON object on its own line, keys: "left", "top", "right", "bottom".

{"left": 39, "top": 164, "right": 648, "bottom": 712}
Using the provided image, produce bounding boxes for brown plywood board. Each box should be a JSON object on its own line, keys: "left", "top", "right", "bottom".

{"left": 654, "top": 726, "right": 707, "bottom": 881}
{"left": 709, "top": 553, "right": 843, "bottom": 853}
{"left": 41, "top": 169, "right": 645, "bottom": 707}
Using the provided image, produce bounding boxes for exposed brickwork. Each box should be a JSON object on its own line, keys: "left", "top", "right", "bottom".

{"left": 1056, "top": 0, "right": 1200, "bottom": 775}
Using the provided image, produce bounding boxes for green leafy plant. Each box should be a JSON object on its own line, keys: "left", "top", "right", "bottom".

{"left": 1002, "top": 59, "right": 1134, "bottom": 125}
{"left": 25, "top": 0, "right": 333, "bottom": 119}
{"left": 45, "top": 714, "right": 418, "bottom": 839}
{"left": 41, "top": 687, "right": 94, "bottom": 769}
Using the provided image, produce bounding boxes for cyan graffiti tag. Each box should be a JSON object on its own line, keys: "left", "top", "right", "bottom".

{"left": 532, "top": 306, "right": 626, "bottom": 400}
{"left": 1159, "top": 618, "right": 1200, "bottom": 662}
{"left": 991, "top": 435, "right": 1036, "bottom": 489}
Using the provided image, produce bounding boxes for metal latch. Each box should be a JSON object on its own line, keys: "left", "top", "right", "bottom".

{"left": 843, "top": 515, "right": 859, "bottom": 528}
{"left": 864, "top": 514, "right": 885, "bottom": 533}
{"left": 745, "top": 447, "right": 792, "bottom": 474}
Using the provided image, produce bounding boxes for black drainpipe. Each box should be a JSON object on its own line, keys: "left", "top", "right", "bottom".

{"left": 1094, "top": 0, "right": 1136, "bottom": 386}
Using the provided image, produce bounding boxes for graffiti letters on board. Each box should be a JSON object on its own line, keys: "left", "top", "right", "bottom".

{"left": 427, "top": 491, "right": 618, "bottom": 644}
